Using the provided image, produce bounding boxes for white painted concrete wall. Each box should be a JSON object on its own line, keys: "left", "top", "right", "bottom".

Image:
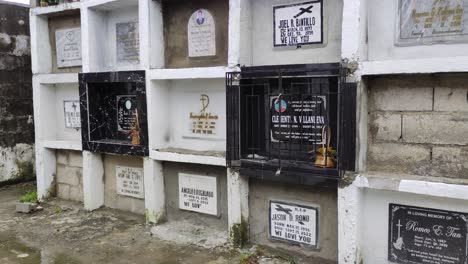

{"left": 30, "top": 14, "right": 52, "bottom": 74}
{"left": 105, "top": 7, "right": 139, "bottom": 71}
{"left": 36, "top": 83, "right": 80, "bottom": 142}
{"left": 247, "top": 0, "right": 343, "bottom": 66}
{"left": 360, "top": 188, "right": 468, "bottom": 264}
{"left": 149, "top": 79, "right": 226, "bottom": 152}
{"left": 368, "top": 1, "right": 468, "bottom": 61}
{"left": 54, "top": 84, "right": 81, "bottom": 141}
{"left": 83, "top": 1, "right": 140, "bottom": 72}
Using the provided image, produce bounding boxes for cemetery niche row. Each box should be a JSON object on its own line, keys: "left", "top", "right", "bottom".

{"left": 79, "top": 71, "right": 148, "bottom": 156}
{"left": 226, "top": 63, "right": 356, "bottom": 187}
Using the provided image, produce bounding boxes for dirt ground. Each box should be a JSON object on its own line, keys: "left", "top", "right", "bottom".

{"left": 0, "top": 182, "right": 297, "bottom": 264}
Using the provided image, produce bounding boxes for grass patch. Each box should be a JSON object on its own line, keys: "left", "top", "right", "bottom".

{"left": 55, "top": 207, "right": 63, "bottom": 214}
{"left": 19, "top": 190, "right": 38, "bottom": 203}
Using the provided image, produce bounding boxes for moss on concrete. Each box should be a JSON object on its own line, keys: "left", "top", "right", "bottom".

{"left": 230, "top": 218, "right": 248, "bottom": 248}
{"left": 339, "top": 173, "right": 357, "bottom": 188}
{"left": 15, "top": 160, "right": 35, "bottom": 181}
{"left": 145, "top": 209, "right": 166, "bottom": 225}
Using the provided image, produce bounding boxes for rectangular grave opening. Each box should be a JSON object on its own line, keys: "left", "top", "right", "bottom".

{"left": 226, "top": 63, "right": 356, "bottom": 186}
{"left": 32, "top": 6, "right": 83, "bottom": 74}
{"left": 86, "top": 0, "right": 140, "bottom": 72}
{"left": 79, "top": 71, "right": 148, "bottom": 156}
{"left": 161, "top": 0, "right": 229, "bottom": 68}
{"left": 38, "top": 83, "right": 81, "bottom": 144}
{"left": 48, "top": 12, "right": 82, "bottom": 73}
{"left": 149, "top": 79, "right": 226, "bottom": 158}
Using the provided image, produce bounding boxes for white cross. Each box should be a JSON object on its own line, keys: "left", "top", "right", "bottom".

{"left": 397, "top": 220, "right": 403, "bottom": 238}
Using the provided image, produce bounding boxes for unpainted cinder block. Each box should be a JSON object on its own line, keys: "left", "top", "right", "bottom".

{"left": 68, "top": 151, "right": 83, "bottom": 168}
{"left": 370, "top": 113, "right": 402, "bottom": 142}
{"left": 57, "top": 183, "right": 70, "bottom": 200}
{"left": 56, "top": 165, "right": 81, "bottom": 186}
{"left": 56, "top": 150, "right": 69, "bottom": 165}
{"left": 69, "top": 186, "right": 83, "bottom": 202}
{"left": 370, "top": 76, "right": 434, "bottom": 111}
{"left": 403, "top": 113, "right": 468, "bottom": 145}
{"left": 434, "top": 76, "right": 468, "bottom": 112}
{"left": 431, "top": 146, "right": 468, "bottom": 179}
{"left": 367, "top": 143, "right": 431, "bottom": 174}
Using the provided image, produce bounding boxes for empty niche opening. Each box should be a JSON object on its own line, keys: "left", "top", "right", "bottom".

{"left": 87, "top": 0, "right": 140, "bottom": 71}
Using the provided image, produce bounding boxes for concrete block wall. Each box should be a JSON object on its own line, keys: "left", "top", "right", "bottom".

{"left": 103, "top": 154, "right": 145, "bottom": 214}
{"left": 56, "top": 150, "right": 83, "bottom": 202}
{"left": 0, "top": 2, "right": 35, "bottom": 183}
{"left": 367, "top": 74, "right": 468, "bottom": 179}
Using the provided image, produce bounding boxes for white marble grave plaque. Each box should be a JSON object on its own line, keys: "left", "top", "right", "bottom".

{"left": 188, "top": 9, "right": 216, "bottom": 57}
{"left": 116, "top": 166, "right": 144, "bottom": 199}
{"left": 187, "top": 94, "right": 219, "bottom": 139}
{"left": 179, "top": 173, "right": 217, "bottom": 215}
{"left": 270, "top": 201, "right": 318, "bottom": 246}
{"left": 63, "top": 100, "right": 81, "bottom": 129}
{"left": 273, "top": 1, "right": 323, "bottom": 47}
{"left": 116, "top": 22, "right": 140, "bottom": 63}
{"left": 55, "top": 27, "right": 82, "bottom": 68}
{"left": 398, "top": 0, "right": 468, "bottom": 45}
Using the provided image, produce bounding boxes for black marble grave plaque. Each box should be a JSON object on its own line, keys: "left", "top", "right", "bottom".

{"left": 117, "top": 95, "right": 138, "bottom": 132}
{"left": 270, "top": 94, "right": 327, "bottom": 144}
{"left": 389, "top": 204, "right": 468, "bottom": 264}
{"left": 79, "top": 71, "right": 148, "bottom": 156}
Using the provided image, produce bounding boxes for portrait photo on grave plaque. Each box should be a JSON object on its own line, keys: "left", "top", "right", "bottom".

{"left": 188, "top": 9, "right": 216, "bottom": 57}
{"left": 389, "top": 203, "right": 468, "bottom": 264}
{"left": 116, "top": 22, "right": 140, "bottom": 63}
{"left": 273, "top": 0, "right": 324, "bottom": 47}
{"left": 397, "top": 0, "right": 468, "bottom": 46}
{"left": 55, "top": 27, "right": 82, "bottom": 68}
{"left": 270, "top": 94, "right": 327, "bottom": 144}
{"left": 269, "top": 201, "right": 318, "bottom": 247}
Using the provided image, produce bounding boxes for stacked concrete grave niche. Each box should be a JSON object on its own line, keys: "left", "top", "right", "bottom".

{"left": 229, "top": 0, "right": 345, "bottom": 261}
{"left": 145, "top": 0, "right": 233, "bottom": 241}
{"left": 367, "top": 74, "right": 468, "bottom": 179}
{"left": 31, "top": 1, "right": 84, "bottom": 202}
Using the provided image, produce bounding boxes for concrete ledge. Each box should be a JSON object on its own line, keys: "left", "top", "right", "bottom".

{"left": 42, "top": 140, "right": 82, "bottom": 151}
{"left": 149, "top": 150, "right": 226, "bottom": 167}
{"left": 361, "top": 57, "right": 468, "bottom": 76}
{"left": 30, "top": 2, "right": 81, "bottom": 16}
{"left": 83, "top": 0, "right": 138, "bottom": 10}
{"left": 34, "top": 73, "right": 78, "bottom": 84}
{"left": 354, "top": 172, "right": 468, "bottom": 201}
{"left": 147, "top": 67, "right": 229, "bottom": 80}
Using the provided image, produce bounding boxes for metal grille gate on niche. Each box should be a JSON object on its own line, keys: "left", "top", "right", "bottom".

{"left": 226, "top": 63, "right": 356, "bottom": 187}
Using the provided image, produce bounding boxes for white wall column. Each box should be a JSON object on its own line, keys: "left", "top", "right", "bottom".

{"left": 341, "top": 0, "right": 367, "bottom": 62}
{"left": 82, "top": 151, "right": 104, "bottom": 211}
{"left": 36, "top": 146, "right": 56, "bottom": 201}
{"left": 338, "top": 179, "right": 361, "bottom": 264}
{"left": 228, "top": 0, "right": 252, "bottom": 67}
{"left": 227, "top": 168, "right": 249, "bottom": 245}
{"left": 143, "top": 158, "right": 166, "bottom": 224}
